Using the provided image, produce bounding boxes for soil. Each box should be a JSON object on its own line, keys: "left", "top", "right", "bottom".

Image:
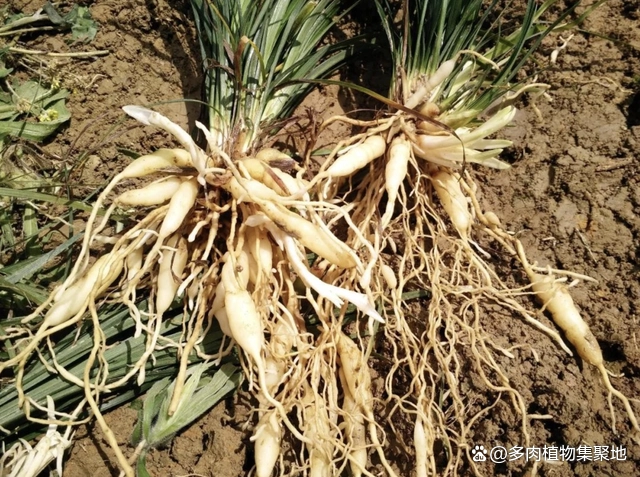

{"left": 2, "top": 0, "right": 639, "bottom": 476}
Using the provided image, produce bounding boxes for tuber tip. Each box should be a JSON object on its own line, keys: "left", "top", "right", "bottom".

{"left": 122, "top": 105, "right": 154, "bottom": 125}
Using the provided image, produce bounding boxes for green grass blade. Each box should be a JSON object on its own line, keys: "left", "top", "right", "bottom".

{"left": 0, "top": 302, "right": 226, "bottom": 441}
{"left": 140, "top": 362, "right": 240, "bottom": 447}
{"left": 0, "top": 187, "right": 98, "bottom": 213}
{"left": 1, "top": 233, "right": 83, "bottom": 284}
{"left": 0, "top": 275, "right": 48, "bottom": 305}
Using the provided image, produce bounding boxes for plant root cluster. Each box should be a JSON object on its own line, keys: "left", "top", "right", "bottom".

{"left": 2, "top": 98, "right": 639, "bottom": 477}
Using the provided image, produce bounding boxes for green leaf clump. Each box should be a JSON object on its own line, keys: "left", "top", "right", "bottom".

{"left": 0, "top": 80, "right": 70, "bottom": 142}
{"left": 191, "top": 0, "right": 358, "bottom": 153}
{"left": 42, "top": 2, "right": 98, "bottom": 43}
{"left": 131, "top": 362, "right": 241, "bottom": 477}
